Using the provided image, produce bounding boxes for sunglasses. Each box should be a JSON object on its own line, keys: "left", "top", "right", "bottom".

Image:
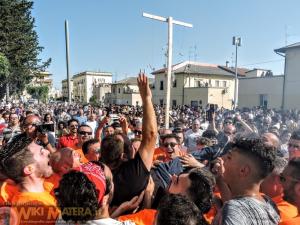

{"left": 279, "top": 173, "right": 300, "bottom": 183}
{"left": 288, "top": 143, "right": 300, "bottom": 149}
{"left": 79, "top": 131, "right": 92, "bottom": 136}
{"left": 134, "top": 130, "right": 142, "bottom": 135}
{"left": 164, "top": 142, "right": 177, "bottom": 148}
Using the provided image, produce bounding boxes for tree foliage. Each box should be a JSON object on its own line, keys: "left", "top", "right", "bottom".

{"left": 26, "top": 85, "right": 49, "bottom": 103}
{"left": 0, "top": 0, "right": 51, "bottom": 99}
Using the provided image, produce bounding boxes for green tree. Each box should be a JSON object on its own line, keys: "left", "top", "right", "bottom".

{"left": 26, "top": 85, "right": 49, "bottom": 103}
{"left": 0, "top": 53, "right": 10, "bottom": 101}
{"left": 89, "top": 95, "right": 97, "bottom": 104}
{"left": 0, "top": 0, "right": 51, "bottom": 99}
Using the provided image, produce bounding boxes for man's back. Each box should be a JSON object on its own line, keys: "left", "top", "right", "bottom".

{"left": 212, "top": 196, "right": 280, "bottom": 225}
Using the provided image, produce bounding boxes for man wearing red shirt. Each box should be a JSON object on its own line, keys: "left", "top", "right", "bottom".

{"left": 58, "top": 119, "right": 79, "bottom": 149}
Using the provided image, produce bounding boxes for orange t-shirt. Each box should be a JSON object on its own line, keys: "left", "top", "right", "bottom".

{"left": 72, "top": 146, "right": 89, "bottom": 164}
{"left": 272, "top": 195, "right": 298, "bottom": 222}
{"left": 279, "top": 216, "right": 300, "bottom": 225}
{"left": 153, "top": 147, "right": 186, "bottom": 163}
{"left": 0, "top": 181, "right": 19, "bottom": 204}
{"left": 204, "top": 191, "right": 222, "bottom": 224}
{"left": 118, "top": 209, "right": 157, "bottom": 225}
{"left": 11, "top": 191, "right": 59, "bottom": 225}
{"left": 44, "top": 173, "right": 62, "bottom": 197}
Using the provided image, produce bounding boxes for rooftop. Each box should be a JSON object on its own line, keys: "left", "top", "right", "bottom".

{"left": 114, "top": 77, "right": 154, "bottom": 85}
{"left": 73, "top": 71, "right": 112, "bottom": 78}
{"left": 274, "top": 42, "right": 300, "bottom": 54}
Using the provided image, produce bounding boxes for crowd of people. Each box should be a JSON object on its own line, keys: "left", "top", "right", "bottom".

{"left": 0, "top": 72, "right": 300, "bottom": 224}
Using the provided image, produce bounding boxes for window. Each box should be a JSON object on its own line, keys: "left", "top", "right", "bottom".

{"left": 159, "top": 99, "right": 164, "bottom": 106}
{"left": 223, "top": 81, "right": 227, "bottom": 87}
{"left": 173, "top": 79, "right": 177, "bottom": 88}
{"left": 259, "top": 94, "right": 268, "bottom": 108}
{"left": 172, "top": 100, "right": 177, "bottom": 107}
{"left": 215, "top": 80, "right": 220, "bottom": 87}
{"left": 118, "top": 88, "right": 120, "bottom": 93}
{"left": 160, "top": 81, "right": 164, "bottom": 90}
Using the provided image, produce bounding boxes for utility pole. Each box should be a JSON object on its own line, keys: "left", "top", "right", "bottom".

{"left": 65, "top": 20, "right": 72, "bottom": 104}
{"left": 232, "top": 36, "right": 242, "bottom": 109}
{"left": 143, "top": 12, "right": 193, "bottom": 129}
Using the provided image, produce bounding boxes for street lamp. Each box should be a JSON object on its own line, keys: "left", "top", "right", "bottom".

{"left": 232, "top": 36, "right": 242, "bottom": 109}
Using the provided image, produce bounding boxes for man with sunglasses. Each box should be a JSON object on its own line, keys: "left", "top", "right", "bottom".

{"left": 153, "top": 134, "right": 185, "bottom": 163}
{"left": 279, "top": 158, "right": 300, "bottom": 224}
{"left": 58, "top": 118, "right": 79, "bottom": 149}
{"left": 287, "top": 130, "right": 300, "bottom": 160}
{"left": 72, "top": 124, "right": 93, "bottom": 163}
{"left": 82, "top": 138, "right": 101, "bottom": 162}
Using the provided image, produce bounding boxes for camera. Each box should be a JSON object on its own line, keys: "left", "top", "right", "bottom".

{"left": 36, "top": 124, "right": 54, "bottom": 134}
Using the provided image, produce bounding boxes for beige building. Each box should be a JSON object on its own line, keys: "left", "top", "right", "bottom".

{"left": 61, "top": 79, "right": 74, "bottom": 100}
{"left": 238, "top": 75, "right": 284, "bottom": 109}
{"left": 152, "top": 61, "right": 235, "bottom": 109}
{"left": 106, "top": 77, "right": 148, "bottom": 105}
{"left": 72, "top": 71, "right": 112, "bottom": 103}
{"left": 275, "top": 42, "right": 300, "bottom": 109}
{"left": 93, "top": 83, "right": 111, "bottom": 105}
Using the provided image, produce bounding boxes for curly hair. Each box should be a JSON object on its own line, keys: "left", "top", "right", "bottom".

{"left": 232, "top": 138, "right": 276, "bottom": 180}
{"left": 156, "top": 194, "right": 208, "bottom": 225}
{"left": 55, "top": 170, "right": 100, "bottom": 223}
{"left": 187, "top": 168, "right": 216, "bottom": 214}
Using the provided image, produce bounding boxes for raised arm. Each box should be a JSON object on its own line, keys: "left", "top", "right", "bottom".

{"left": 137, "top": 72, "right": 158, "bottom": 171}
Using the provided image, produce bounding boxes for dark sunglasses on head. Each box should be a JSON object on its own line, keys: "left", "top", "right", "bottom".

{"left": 164, "top": 142, "right": 177, "bottom": 148}
{"left": 79, "top": 131, "right": 92, "bottom": 135}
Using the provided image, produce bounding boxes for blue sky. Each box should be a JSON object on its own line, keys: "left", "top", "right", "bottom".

{"left": 32, "top": 0, "right": 300, "bottom": 89}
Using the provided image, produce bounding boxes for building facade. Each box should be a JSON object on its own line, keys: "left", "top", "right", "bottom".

{"left": 61, "top": 78, "right": 73, "bottom": 100}
{"left": 106, "top": 77, "right": 146, "bottom": 105}
{"left": 275, "top": 42, "right": 300, "bottom": 109}
{"left": 238, "top": 76, "right": 284, "bottom": 109}
{"left": 72, "top": 71, "right": 112, "bottom": 103}
{"left": 152, "top": 61, "right": 235, "bottom": 109}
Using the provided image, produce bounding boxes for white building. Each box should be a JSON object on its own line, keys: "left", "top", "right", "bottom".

{"left": 72, "top": 71, "right": 112, "bottom": 103}
{"left": 275, "top": 42, "right": 300, "bottom": 109}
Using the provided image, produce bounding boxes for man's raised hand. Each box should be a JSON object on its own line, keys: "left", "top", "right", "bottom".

{"left": 137, "top": 72, "right": 152, "bottom": 100}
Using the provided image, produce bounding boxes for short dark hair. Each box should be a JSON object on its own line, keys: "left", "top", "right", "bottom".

{"left": 67, "top": 118, "right": 79, "bottom": 126}
{"left": 55, "top": 170, "right": 99, "bottom": 222}
{"left": 100, "top": 135, "right": 124, "bottom": 168}
{"left": 291, "top": 130, "right": 300, "bottom": 141}
{"left": 82, "top": 139, "right": 99, "bottom": 155}
{"left": 202, "top": 130, "right": 217, "bottom": 140}
{"left": 156, "top": 194, "right": 208, "bottom": 225}
{"left": 0, "top": 134, "right": 34, "bottom": 183}
{"left": 78, "top": 124, "right": 92, "bottom": 131}
{"left": 161, "top": 133, "right": 180, "bottom": 144}
{"left": 187, "top": 168, "right": 215, "bottom": 214}
{"left": 232, "top": 138, "right": 276, "bottom": 180}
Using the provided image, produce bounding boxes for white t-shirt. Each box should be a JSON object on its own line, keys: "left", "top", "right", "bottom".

{"left": 86, "top": 120, "right": 98, "bottom": 138}
{"left": 184, "top": 129, "right": 203, "bottom": 152}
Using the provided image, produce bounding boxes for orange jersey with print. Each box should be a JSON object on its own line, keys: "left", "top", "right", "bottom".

{"left": 0, "top": 181, "right": 19, "bottom": 204}
{"left": 153, "top": 147, "right": 186, "bottom": 163}
{"left": 11, "top": 191, "right": 59, "bottom": 225}
{"left": 272, "top": 195, "right": 298, "bottom": 222}
{"left": 204, "top": 191, "right": 222, "bottom": 224}
{"left": 118, "top": 209, "right": 156, "bottom": 225}
{"left": 279, "top": 216, "right": 300, "bottom": 225}
{"left": 72, "top": 147, "right": 89, "bottom": 164}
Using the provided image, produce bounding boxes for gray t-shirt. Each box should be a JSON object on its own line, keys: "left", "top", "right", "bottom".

{"left": 212, "top": 196, "right": 280, "bottom": 225}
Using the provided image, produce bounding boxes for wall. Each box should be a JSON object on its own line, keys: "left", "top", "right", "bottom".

{"left": 284, "top": 48, "right": 300, "bottom": 109}
{"left": 238, "top": 76, "right": 283, "bottom": 109}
